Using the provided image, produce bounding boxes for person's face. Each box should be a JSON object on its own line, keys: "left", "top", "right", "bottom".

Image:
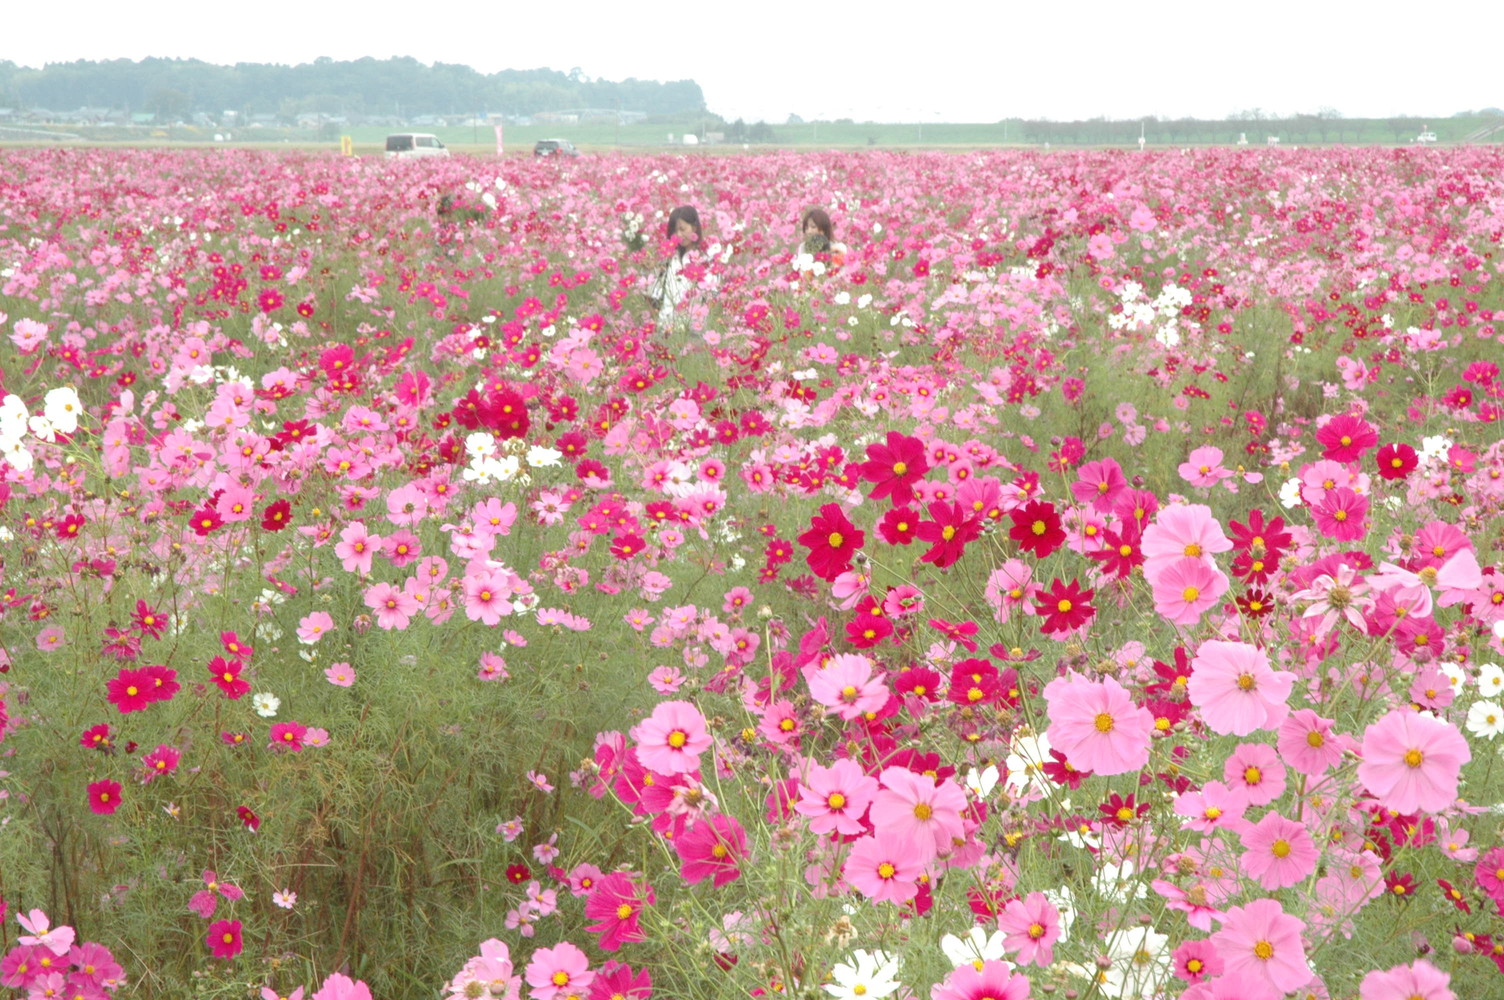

{"left": 803, "top": 218, "right": 824, "bottom": 239}
{"left": 674, "top": 218, "right": 697, "bottom": 245}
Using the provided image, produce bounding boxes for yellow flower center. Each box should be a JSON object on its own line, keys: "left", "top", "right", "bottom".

{"left": 1253, "top": 940, "right": 1274, "bottom": 961}
{"left": 1184, "top": 542, "right": 1202, "bottom": 557}
{"left": 667, "top": 730, "right": 688, "bottom": 749}
{"left": 914, "top": 803, "right": 933, "bottom": 820}
{"left": 1094, "top": 712, "right": 1114, "bottom": 733}
{"left": 893, "top": 462, "right": 907, "bottom": 475}
{"left": 1403, "top": 748, "right": 1424, "bottom": 768}
{"left": 1182, "top": 586, "right": 1200, "bottom": 602}
{"left": 616, "top": 903, "right": 634, "bottom": 919}
{"left": 828, "top": 793, "right": 847, "bottom": 810}
{"left": 828, "top": 531, "right": 844, "bottom": 548}
{"left": 877, "top": 862, "right": 896, "bottom": 879}
{"left": 1031, "top": 520, "right": 1047, "bottom": 535}
{"left": 1271, "top": 839, "right": 1291, "bottom": 858}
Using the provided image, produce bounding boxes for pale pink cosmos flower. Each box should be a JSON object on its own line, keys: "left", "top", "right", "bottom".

{"left": 869, "top": 766, "right": 968, "bottom": 860}
{"left": 1150, "top": 558, "right": 1229, "bottom": 626}
{"left": 1178, "top": 446, "right": 1234, "bottom": 488}
{"left": 648, "top": 665, "right": 685, "bottom": 693}
{"left": 477, "top": 651, "right": 509, "bottom": 682}
{"left": 1358, "top": 959, "right": 1454, "bottom": 1000}
{"left": 462, "top": 570, "right": 514, "bottom": 626}
{"left": 804, "top": 653, "right": 889, "bottom": 721}
{"left": 1290, "top": 563, "right": 1372, "bottom": 636}
{"left": 985, "top": 558, "right": 1037, "bottom": 625}
{"left": 1188, "top": 640, "right": 1295, "bottom": 736}
{"left": 1357, "top": 709, "right": 1471, "bottom": 814}
{"left": 1209, "top": 898, "right": 1312, "bottom": 999}
{"left": 526, "top": 771, "right": 554, "bottom": 793}
{"left": 1140, "top": 503, "right": 1232, "bottom": 573}
{"left": 364, "top": 581, "right": 418, "bottom": 630}
{"left": 17, "top": 909, "right": 75, "bottom": 956}
{"left": 1239, "top": 810, "right": 1318, "bottom": 890}
{"left": 525, "top": 942, "right": 593, "bottom": 1000}
{"left": 1042, "top": 673, "right": 1153, "bottom": 775}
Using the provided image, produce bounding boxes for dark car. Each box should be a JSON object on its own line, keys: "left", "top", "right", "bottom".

{"left": 533, "top": 138, "right": 580, "bottom": 157}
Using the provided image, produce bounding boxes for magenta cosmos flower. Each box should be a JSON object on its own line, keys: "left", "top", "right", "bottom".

{"left": 930, "top": 960, "right": 1030, "bottom": 1000}
{"left": 583, "top": 872, "right": 653, "bottom": 952}
{"left": 524, "top": 942, "right": 593, "bottom": 1000}
{"left": 631, "top": 700, "right": 711, "bottom": 775}
{"left": 869, "top": 766, "right": 968, "bottom": 860}
{"left": 1357, "top": 709, "right": 1471, "bottom": 814}
{"left": 676, "top": 814, "right": 747, "bottom": 887}
{"left": 1042, "top": 673, "right": 1152, "bottom": 775}
{"left": 1187, "top": 640, "right": 1294, "bottom": 736}
{"left": 1208, "top": 898, "right": 1311, "bottom": 1000}
{"left": 206, "top": 919, "right": 243, "bottom": 960}
{"left": 856, "top": 431, "right": 929, "bottom": 505}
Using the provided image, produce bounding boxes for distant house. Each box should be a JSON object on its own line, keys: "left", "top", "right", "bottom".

{"left": 131, "top": 112, "right": 156, "bottom": 125}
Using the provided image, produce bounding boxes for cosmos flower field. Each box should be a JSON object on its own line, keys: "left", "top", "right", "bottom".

{"left": 0, "top": 144, "right": 1502, "bottom": 1000}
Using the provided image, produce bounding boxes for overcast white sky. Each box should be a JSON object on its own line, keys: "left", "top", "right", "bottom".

{"left": 4, "top": 0, "right": 1497, "bottom": 122}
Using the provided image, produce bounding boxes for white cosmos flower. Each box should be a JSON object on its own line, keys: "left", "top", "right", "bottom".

{"left": 964, "top": 765, "right": 999, "bottom": 798}
{"left": 1467, "top": 701, "right": 1504, "bottom": 739}
{"left": 1477, "top": 664, "right": 1504, "bottom": 699}
{"left": 823, "top": 949, "right": 901, "bottom": 1000}
{"left": 466, "top": 432, "right": 499, "bottom": 460}
{"left": 27, "top": 414, "right": 56, "bottom": 442}
{"left": 252, "top": 693, "right": 280, "bottom": 718}
{"left": 1100, "top": 925, "right": 1170, "bottom": 999}
{"left": 1278, "top": 477, "right": 1305, "bottom": 509}
{"left": 1092, "top": 859, "right": 1148, "bottom": 903}
{"left": 0, "top": 394, "right": 29, "bottom": 439}
{"left": 525, "top": 446, "right": 562, "bottom": 468}
{"left": 1004, "top": 732, "right": 1054, "bottom": 798}
{"left": 939, "top": 926, "right": 1010, "bottom": 969}
{"left": 1, "top": 437, "right": 33, "bottom": 472}
{"left": 1419, "top": 435, "right": 1452, "bottom": 461}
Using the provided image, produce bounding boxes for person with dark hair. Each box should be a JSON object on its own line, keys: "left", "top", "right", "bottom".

{"left": 649, "top": 205, "right": 706, "bottom": 327}
{"left": 795, "top": 207, "right": 846, "bottom": 272}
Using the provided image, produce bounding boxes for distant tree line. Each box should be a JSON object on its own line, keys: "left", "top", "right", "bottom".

{"left": 0, "top": 57, "right": 707, "bottom": 119}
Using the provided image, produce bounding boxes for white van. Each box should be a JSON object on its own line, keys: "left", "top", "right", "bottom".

{"left": 385, "top": 133, "right": 450, "bottom": 158}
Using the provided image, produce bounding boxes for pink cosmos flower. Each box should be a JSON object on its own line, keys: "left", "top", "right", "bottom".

{"left": 297, "top": 611, "right": 336, "bottom": 644}
{"left": 477, "top": 651, "right": 509, "bottom": 682}
{"left": 1239, "top": 810, "right": 1318, "bottom": 890}
{"left": 312, "top": 972, "right": 373, "bottom": 1000}
{"left": 1042, "top": 673, "right": 1153, "bottom": 775}
{"left": 869, "top": 766, "right": 968, "bottom": 860}
{"left": 997, "top": 891, "right": 1061, "bottom": 966}
{"left": 206, "top": 919, "right": 243, "bottom": 959}
{"left": 795, "top": 758, "right": 878, "bottom": 837}
{"left": 1223, "top": 742, "right": 1286, "bottom": 806}
{"left": 140, "top": 743, "right": 182, "bottom": 782}
{"left": 676, "top": 814, "right": 747, "bottom": 887}
{"left": 1209, "top": 898, "right": 1312, "bottom": 1000}
{"left": 631, "top": 700, "right": 711, "bottom": 775}
{"left": 1290, "top": 563, "right": 1372, "bottom": 636}
{"left": 1188, "top": 640, "right": 1294, "bottom": 736}
{"left": 325, "top": 662, "right": 356, "bottom": 687}
{"left": 524, "top": 942, "right": 593, "bottom": 1000}
{"left": 1070, "top": 457, "right": 1128, "bottom": 512}
{"left": 1357, "top": 709, "right": 1471, "bottom": 814}
{"left": 1149, "top": 557, "right": 1229, "bottom": 626}
{"left": 1172, "top": 780, "right": 1247, "bottom": 834}
{"left": 334, "top": 521, "right": 381, "bottom": 575}
{"left": 16, "top": 910, "right": 74, "bottom": 956}
{"left": 462, "top": 570, "right": 514, "bottom": 626}
{"left": 1179, "top": 446, "right": 1234, "bottom": 488}
{"left": 364, "top": 581, "right": 419, "bottom": 630}
{"left": 930, "top": 960, "right": 1030, "bottom": 1000}
{"left": 1140, "top": 503, "right": 1232, "bottom": 572}
{"left": 1358, "top": 960, "right": 1454, "bottom": 1000}
{"left": 804, "top": 653, "right": 889, "bottom": 721}
{"left": 1276, "top": 709, "right": 1344, "bottom": 776}
{"left": 842, "top": 833, "right": 923, "bottom": 903}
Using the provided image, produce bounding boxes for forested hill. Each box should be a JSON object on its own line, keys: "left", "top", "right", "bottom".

{"left": 0, "top": 57, "right": 707, "bottom": 119}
